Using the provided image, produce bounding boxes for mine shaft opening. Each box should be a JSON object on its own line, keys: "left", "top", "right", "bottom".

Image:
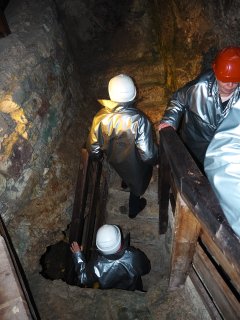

{"left": 40, "top": 240, "right": 69, "bottom": 281}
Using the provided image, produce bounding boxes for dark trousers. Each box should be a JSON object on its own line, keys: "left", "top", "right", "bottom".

{"left": 122, "top": 181, "right": 142, "bottom": 214}
{"left": 129, "top": 192, "right": 141, "bottom": 214}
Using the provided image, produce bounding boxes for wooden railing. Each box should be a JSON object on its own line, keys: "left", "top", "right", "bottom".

{"left": 65, "top": 148, "right": 108, "bottom": 285}
{"left": 158, "top": 127, "right": 240, "bottom": 319}
{"left": 0, "top": 8, "right": 10, "bottom": 37}
{"left": 0, "top": 215, "right": 40, "bottom": 319}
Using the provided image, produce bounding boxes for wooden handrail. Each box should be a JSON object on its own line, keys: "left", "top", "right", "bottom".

{"left": 158, "top": 127, "right": 240, "bottom": 318}
{"left": 0, "top": 8, "right": 10, "bottom": 37}
{"left": 0, "top": 215, "right": 40, "bottom": 319}
{"left": 159, "top": 127, "right": 239, "bottom": 262}
{"left": 65, "top": 148, "right": 108, "bottom": 285}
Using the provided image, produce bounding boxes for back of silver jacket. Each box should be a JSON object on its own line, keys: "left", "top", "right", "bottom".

{"left": 73, "top": 246, "right": 151, "bottom": 290}
{"left": 86, "top": 100, "right": 158, "bottom": 196}
{"left": 204, "top": 99, "right": 240, "bottom": 238}
{"left": 161, "top": 70, "right": 240, "bottom": 164}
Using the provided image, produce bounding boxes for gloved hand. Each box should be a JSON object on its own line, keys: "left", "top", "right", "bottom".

{"left": 70, "top": 241, "right": 83, "bottom": 253}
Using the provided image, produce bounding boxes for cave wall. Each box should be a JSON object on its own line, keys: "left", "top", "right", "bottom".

{"left": 0, "top": 0, "right": 87, "bottom": 273}
{"left": 154, "top": 0, "right": 240, "bottom": 92}
{"left": 54, "top": 0, "right": 240, "bottom": 105}
{"left": 54, "top": 0, "right": 126, "bottom": 48}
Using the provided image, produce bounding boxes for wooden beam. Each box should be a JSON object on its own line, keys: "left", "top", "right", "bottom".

{"left": 69, "top": 148, "right": 89, "bottom": 245}
{"left": 169, "top": 193, "right": 201, "bottom": 289}
{"left": 0, "top": 8, "right": 10, "bottom": 37}
{"left": 82, "top": 159, "right": 102, "bottom": 261}
{"left": 158, "top": 132, "right": 170, "bottom": 234}
{"left": 160, "top": 127, "right": 240, "bottom": 316}
{"left": 201, "top": 231, "right": 240, "bottom": 294}
{"left": 0, "top": 236, "right": 31, "bottom": 319}
{"left": 189, "top": 269, "right": 222, "bottom": 320}
{"left": 193, "top": 243, "right": 240, "bottom": 319}
{"left": 160, "top": 127, "right": 240, "bottom": 271}
{"left": 0, "top": 218, "right": 40, "bottom": 319}
{"left": 65, "top": 148, "right": 89, "bottom": 285}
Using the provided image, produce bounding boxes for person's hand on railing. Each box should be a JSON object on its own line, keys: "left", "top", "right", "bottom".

{"left": 70, "top": 241, "right": 83, "bottom": 253}
{"left": 158, "top": 123, "right": 176, "bottom": 131}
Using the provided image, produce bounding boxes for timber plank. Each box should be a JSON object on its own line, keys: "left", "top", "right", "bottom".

{"left": 69, "top": 148, "right": 89, "bottom": 244}
{"left": 0, "top": 9, "right": 10, "bottom": 37}
{"left": 160, "top": 127, "right": 240, "bottom": 318}
{"left": 158, "top": 137, "right": 170, "bottom": 234}
{"left": 65, "top": 148, "right": 89, "bottom": 284}
{"left": 0, "top": 217, "right": 39, "bottom": 319}
{"left": 201, "top": 231, "right": 240, "bottom": 294}
{"left": 0, "top": 236, "right": 31, "bottom": 319}
{"left": 82, "top": 159, "right": 102, "bottom": 261}
{"left": 169, "top": 193, "right": 201, "bottom": 289}
{"left": 189, "top": 268, "right": 222, "bottom": 320}
{"left": 160, "top": 128, "right": 240, "bottom": 271}
{"left": 193, "top": 243, "right": 240, "bottom": 319}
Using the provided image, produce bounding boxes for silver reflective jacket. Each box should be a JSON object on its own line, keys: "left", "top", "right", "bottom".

{"left": 161, "top": 70, "right": 240, "bottom": 164}
{"left": 86, "top": 99, "right": 158, "bottom": 196}
{"left": 73, "top": 243, "right": 151, "bottom": 290}
{"left": 204, "top": 100, "right": 240, "bottom": 238}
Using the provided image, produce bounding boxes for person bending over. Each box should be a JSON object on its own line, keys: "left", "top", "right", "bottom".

{"left": 70, "top": 224, "right": 151, "bottom": 290}
{"left": 158, "top": 47, "right": 240, "bottom": 168}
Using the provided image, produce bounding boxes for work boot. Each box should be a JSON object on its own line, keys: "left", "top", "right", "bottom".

{"left": 129, "top": 198, "right": 147, "bottom": 219}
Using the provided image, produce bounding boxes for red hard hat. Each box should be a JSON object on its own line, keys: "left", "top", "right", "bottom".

{"left": 212, "top": 47, "right": 240, "bottom": 82}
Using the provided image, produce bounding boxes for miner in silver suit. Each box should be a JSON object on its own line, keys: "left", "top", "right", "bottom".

{"left": 87, "top": 74, "right": 158, "bottom": 218}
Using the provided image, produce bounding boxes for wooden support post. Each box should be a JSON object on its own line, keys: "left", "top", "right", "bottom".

{"left": 82, "top": 159, "right": 102, "bottom": 262}
{"left": 193, "top": 243, "right": 240, "bottom": 319}
{"left": 69, "top": 148, "right": 89, "bottom": 245}
{"left": 169, "top": 193, "right": 201, "bottom": 289}
{"left": 65, "top": 148, "right": 89, "bottom": 285}
{"left": 0, "top": 9, "right": 10, "bottom": 37}
{"left": 201, "top": 231, "right": 240, "bottom": 294}
{"left": 0, "top": 236, "right": 32, "bottom": 319}
{"left": 65, "top": 149, "right": 104, "bottom": 284}
{"left": 158, "top": 133, "right": 171, "bottom": 234}
{"left": 189, "top": 268, "right": 223, "bottom": 320}
{"left": 0, "top": 217, "right": 40, "bottom": 319}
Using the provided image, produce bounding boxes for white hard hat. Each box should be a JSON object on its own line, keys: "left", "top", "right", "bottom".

{"left": 96, "top": 224, "right": 122, "bottom": 254}
{"left": 108, "top": 74, "right": 136, "bottom": 103}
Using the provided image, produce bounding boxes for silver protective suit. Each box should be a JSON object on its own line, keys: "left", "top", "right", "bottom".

{"left": 160, "top": 69, "right": 240, "bottom": 165}
{"left": 86, "top": 99, "right": 158, "bottom": 196}
{"left": 204, "top": 99, "right": 240, "bottom": 238}
{"left": 72, "top": 242, "right": 151, "bottom": 290}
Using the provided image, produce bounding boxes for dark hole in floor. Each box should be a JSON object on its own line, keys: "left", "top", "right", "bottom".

{"left": 40, "top": 240, "right": 69, "bottom": 281}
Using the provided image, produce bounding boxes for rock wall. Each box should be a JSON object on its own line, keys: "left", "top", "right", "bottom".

{"left": 154, "top": 0, "right": 240, "bottom": 91}
{"left": 0, "top": 0, "right": 87, "bottom": 273}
